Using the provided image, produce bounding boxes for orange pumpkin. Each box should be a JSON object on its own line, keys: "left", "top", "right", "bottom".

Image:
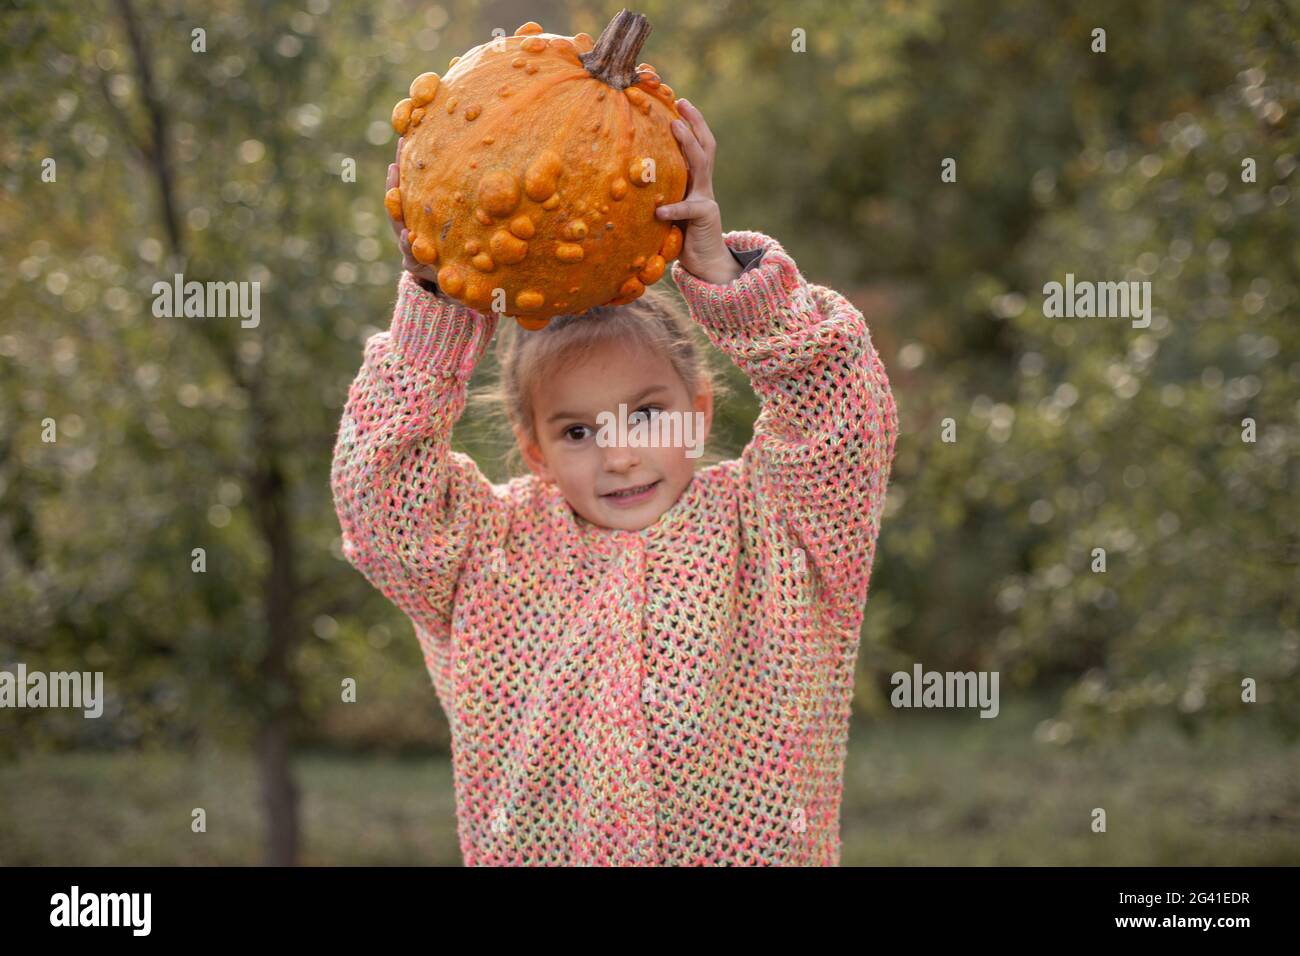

{"left": 388, "top": 11, "right": 688, "bottom": 328}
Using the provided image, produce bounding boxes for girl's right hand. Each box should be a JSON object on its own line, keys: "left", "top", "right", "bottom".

{"left": 388, "top": 136, "right": 439, "bottom": 283}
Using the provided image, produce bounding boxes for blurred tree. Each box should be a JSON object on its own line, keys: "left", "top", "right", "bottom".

{"left": 1, "top": 0, "right": 1296, "bottom": 869}
{"left": 0, "top": 0, "right": 500, "bottom": 862}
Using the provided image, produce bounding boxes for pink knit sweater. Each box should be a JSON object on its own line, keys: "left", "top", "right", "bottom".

{"left": 331, "top": 229, "right": 899, "bottom": 865}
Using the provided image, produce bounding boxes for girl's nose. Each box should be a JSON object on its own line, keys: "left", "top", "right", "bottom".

{"left": 602, "top": 443, "right": 640, "bottom": 471}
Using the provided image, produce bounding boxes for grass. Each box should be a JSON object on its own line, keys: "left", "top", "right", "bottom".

{"left": 1, "top": 697, "right": 1296, "bottom": 865}
{"left": 0, "top": 748, "right": 460, "bottom": 866}
{"left": 840, "top": 696, "right": 1300, "bottom": 865}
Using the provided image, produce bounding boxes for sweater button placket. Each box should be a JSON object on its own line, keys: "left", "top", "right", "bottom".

{"left": 617, "top": 534, "right": 654, "bottom": 865}
{"left": 615, "top": 535, "right": 641, "bottom": 626}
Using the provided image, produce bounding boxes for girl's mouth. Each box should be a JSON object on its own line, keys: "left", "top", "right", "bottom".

{"left": 600, "top": 479, "right": 661, "bottom": 506}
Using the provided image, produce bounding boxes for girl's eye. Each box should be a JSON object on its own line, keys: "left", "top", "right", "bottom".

{"left": 564, "top": 425, "right": 591, "bottom": 442}
{"left": 628, "top": 405, "right": 663, "bottom": 426}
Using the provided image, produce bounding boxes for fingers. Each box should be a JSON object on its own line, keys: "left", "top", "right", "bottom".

{"left": 397, "top": 227, "right": 438, "bottom": 281}
{"left": 669, "top": 118, "right": 707, "bottom": 175}
{"left": 669, "top": 120, "right": 701, "bottom": 195}
{"left": 391, "top": 138, "right": 434, "bottom": 280}
{"left": 670, "top": 100, "right": 714, "bottom": 197}
{"left": 655, "top": 196, "right": 720, "bottom": 222}
{"left": 387, "top": 164, "right": 404, "bottom": 240}
{"left": 676, "top": 99, "right": 716, "bottom": 155}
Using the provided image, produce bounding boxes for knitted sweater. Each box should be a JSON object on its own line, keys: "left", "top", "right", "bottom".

{"left": 330, "top": 229, "right": 899, "bottom": 866}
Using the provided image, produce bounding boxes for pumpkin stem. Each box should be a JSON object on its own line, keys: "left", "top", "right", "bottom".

{"left": 580, "top": 9, "right": 651, "bottom": 90}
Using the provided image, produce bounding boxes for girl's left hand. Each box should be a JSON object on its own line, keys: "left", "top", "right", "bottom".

{"left": 654, "top": 99, "right": 742, "bottom": 285}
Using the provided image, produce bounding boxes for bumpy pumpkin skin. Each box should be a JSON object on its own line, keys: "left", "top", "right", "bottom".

{"left": 391, "top": 19, "right": 688, "bottom": 324}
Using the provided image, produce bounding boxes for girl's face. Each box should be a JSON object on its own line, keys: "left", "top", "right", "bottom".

{"left": 515, "top": 338, "right": 713, "bottom": 531}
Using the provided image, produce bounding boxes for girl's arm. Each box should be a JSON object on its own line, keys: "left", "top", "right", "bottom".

{"left": 673, "top": 232, "right": 899, "bottom": 631}
{"left": 330, "top": 262, "right": 502, "bottom": 658}
{"left": 658, "top": 100, "right": 899, "bottom": 632}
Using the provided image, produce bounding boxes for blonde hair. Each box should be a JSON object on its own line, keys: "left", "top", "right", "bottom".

{"left": 471, "top": 284, "right": 733, "bottom": 478}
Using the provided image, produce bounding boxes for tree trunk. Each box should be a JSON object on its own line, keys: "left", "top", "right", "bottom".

{"left": 251, "top": 442, "right": 303, "bottom": 866}
{"left": 113, "top": 0, "right": 304, "bottom": 867}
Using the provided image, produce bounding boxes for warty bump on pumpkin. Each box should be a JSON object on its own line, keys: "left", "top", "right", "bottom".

{"left": 330, "top": 229, "right": 900, "bottom": 865}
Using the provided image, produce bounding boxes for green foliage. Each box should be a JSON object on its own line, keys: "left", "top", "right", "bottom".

{"left": 0, "top": 0, "right": 1296, "bottom": 765}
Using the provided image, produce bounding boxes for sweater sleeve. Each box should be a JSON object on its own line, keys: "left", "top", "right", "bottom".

{"left": 330, "top": 270, "right": 502, "bottom": 653}
{"left": 671, "top": 230, "right": 899, "bottom": 632}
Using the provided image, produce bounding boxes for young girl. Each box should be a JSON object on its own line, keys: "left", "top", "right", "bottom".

{"left": 331, "top": 100, "right": 899, "bottom": 866}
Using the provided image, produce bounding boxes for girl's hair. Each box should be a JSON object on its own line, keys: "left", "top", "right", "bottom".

{"left": 471, "top": 283, "right": 733, "bottom": 479}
